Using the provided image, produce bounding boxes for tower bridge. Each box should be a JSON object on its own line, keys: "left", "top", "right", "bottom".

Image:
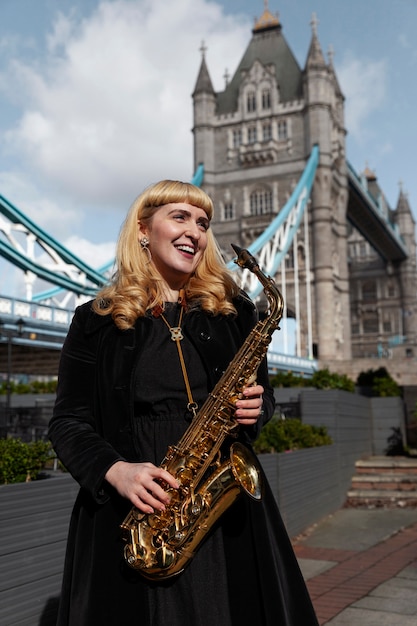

{"left": 0, "top": 6, "right": 416, "bottom": 385}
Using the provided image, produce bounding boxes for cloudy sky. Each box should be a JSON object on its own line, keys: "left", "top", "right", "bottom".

{"left": 0, "top": 0, "right": 416, "bottom": 298}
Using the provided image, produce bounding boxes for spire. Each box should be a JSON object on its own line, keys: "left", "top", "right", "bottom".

{"left": 192, "top": 41, "right": 215, "bottom": 96}
{"left": 253, "top": 0, "right": 281, "bottom": 33}
{"left": 396, "top": 182, "right": 414, "bottom": 221}
{"left": 305, "top": 13, "right": 326, "bottom": 69}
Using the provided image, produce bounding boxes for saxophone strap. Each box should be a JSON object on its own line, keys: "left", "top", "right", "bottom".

{"left": 159, "top": 303, "right": 198, "bottom": 419}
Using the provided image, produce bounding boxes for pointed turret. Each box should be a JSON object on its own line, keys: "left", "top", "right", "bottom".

{"left": 305, "top": 13, "right": 326, "bottom": 70}
{"left": 192, "top": 42, "right": 217, "bottom": 174}
{"left": 395, "top": 186, "right": 416, "bottom": 242}
{"left": 192, "top": 42, "right": 215, "bottom": 97}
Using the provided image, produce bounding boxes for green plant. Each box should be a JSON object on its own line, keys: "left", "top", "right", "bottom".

{"left": 253, "top": 417, "right": 332, "bottom": 454}
{"left": 0, "top": 379, "right": 57, "bottom": 395}
{"left": 270, "top": 371, "right": 306, "bottom": 388}
{"left": 0, "top": 438, "right": 52, "bottom": 484}
{"left": 310, "top": 368, "right": 355, "bottom": 391}
{"left": 270, "top": 368, "right": 355, "bottom": 392}
{"left": 356, "top": 367, "right": 401, "bottom": 397}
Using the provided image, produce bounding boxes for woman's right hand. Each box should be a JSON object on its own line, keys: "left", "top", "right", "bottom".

{"left": 105, "top": 460, "right": 179, "bottom": 513}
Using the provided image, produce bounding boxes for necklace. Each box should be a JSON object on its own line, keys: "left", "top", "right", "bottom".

{"left": 156, "top": 301, "right": 198, "bottom": 419}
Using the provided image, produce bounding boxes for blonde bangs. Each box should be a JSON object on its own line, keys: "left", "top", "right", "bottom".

{"left": 142, "top": 180, "right": 213, "bottom": 219}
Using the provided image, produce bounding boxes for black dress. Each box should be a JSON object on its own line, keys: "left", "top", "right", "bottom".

{"left": 51, "top": 301, "right": 319, "bottom": 626}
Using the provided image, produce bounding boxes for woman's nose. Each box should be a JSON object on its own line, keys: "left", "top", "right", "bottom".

{"left": 185, "top": 221, "right": 200, "bottom": 239}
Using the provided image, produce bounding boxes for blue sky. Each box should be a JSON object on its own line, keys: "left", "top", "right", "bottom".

{"left": 0, "top": 0, "right": 416, "bottom": 297}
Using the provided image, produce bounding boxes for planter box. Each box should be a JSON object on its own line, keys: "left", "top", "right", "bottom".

{"left": 259, "top": 444, "right": 343, "bottom": 537}
{"left": 0, "top": 473, "right": 78, "bottom": 626}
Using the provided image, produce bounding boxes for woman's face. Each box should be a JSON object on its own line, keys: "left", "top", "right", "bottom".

{"left": 139, "top": 202, "right": 210, "bottom": 289}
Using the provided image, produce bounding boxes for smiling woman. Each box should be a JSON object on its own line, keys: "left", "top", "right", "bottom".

{"left": 48, "top": 180, "right": 318, "bottom": 626}
{"left": 138, "top": 203, "right": 210, "bottom": 295}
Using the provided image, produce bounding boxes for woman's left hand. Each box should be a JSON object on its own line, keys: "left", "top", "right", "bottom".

{"left": 235, "top": 384, "right": 264, "bottom": 426}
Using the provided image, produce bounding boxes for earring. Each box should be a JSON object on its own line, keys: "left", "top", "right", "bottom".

{"left": 140, "top": 236, "right": 152, "bottom": 262}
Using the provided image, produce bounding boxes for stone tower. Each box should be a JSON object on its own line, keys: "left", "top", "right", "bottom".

{"left": 192, "top": 8, "right": 351, "bottom": 360}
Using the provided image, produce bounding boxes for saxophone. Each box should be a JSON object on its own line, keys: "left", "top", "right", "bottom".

{"left": 121, "top": 245, "right": 284, "bottom": 580}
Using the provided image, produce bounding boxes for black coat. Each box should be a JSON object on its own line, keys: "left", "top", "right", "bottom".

{"left": 49, "top": 296, "right": 318, "bottom": 626}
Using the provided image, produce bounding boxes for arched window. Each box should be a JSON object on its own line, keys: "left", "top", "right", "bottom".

{"left": 233, "top": 128, "right": 242, "bottom": 148}
{"left": 250, "top": 189, "right": 273, "bottom": 216}
{"left": 222, "top": 202, "right": 234, "bottom": 221}
{"left": 247, "top": 91, "right": 256, "bottom": 113}
{"left": 262, "top": 89, "right": 271, "bottom": 109}
{"left": 247, "top": 126, "right": 257, "bottom": 144}
{"left": 262, "top": 122, "right": 272, "bottom": 142}
{"left": 277, "top": 120, "right": 288, "bottom": 140}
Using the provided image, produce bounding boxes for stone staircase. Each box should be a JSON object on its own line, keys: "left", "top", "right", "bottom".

{"left": 346, "top": 456, "right": 417, "bottom": 508}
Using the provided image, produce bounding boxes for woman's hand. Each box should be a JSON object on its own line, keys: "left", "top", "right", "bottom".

{"left": 235, "top": 384, "right": 264, "bottom": 426}
{"left": 105, "top": 460, "right": 179, "bottom": 513}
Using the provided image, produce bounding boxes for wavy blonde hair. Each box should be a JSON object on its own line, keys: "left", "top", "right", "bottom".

{"left": 93, "top": 180, "right": 239, "bottom": 329}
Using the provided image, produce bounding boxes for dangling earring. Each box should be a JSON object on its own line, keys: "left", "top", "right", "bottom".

{"left": 140, "top": 236, "right": 152, "bottom": 262}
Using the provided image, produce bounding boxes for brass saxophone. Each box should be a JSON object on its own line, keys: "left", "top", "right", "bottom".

{"left": 121, "top": 245, "right": 284, "bottom": 580}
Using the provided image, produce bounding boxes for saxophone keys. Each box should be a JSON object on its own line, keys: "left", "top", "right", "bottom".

{"left": 155, "top": 545, "right": 176, "bottom": 570}
{"left": 148, "top": 508, "right": 172, "bottom": 530}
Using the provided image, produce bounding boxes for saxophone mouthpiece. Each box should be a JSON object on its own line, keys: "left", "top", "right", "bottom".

{"left": 231, "top": 244, "right": 259, "bottom": 272}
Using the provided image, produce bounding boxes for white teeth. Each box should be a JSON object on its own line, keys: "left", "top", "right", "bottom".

{"left": 176, "top": 245, "right": 195, "bottom": 255}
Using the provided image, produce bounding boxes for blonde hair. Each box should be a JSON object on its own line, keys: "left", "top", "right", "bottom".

{"left": 93, "top": 180, "right": 239, "bottom": 329}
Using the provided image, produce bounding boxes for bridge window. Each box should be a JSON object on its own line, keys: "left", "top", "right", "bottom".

{"left": 383, "top": 320, "right": 392, "bottom": 333}
{"left": 277, "top": 120, "right": 288, "bottom": 140}
{"left": 247, "top": 91, "right": 256, "bottom": 113}
{"left": 233, "top": 128, "right": 242, "bottom": 148}
{"left": 262, "top": 123, "right": 272, "bottom": 142}
{"left": 247, "top": 126, "right": 257, "bottom": 144}
{"left": 222, "top": 202, "right": 235, "bottom": 221}
{"left": 250, "top": 189, "right": 273, "bottom": 216}
{"left": 363, "top": 315, "right": 379, "bottom": 333}
{"left": 262, "top": 89, "right": 271, "bottom": 109}
{"left": 362, "top": 280, "right": 377, "bottom": 301}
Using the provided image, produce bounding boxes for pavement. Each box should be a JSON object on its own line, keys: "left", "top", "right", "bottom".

{"left": 292, "top": 507, "right": 417, "bottom": 625}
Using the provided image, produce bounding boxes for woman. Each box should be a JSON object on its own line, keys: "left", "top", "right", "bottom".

{"left": 49, "top": 180, "right": 318, "bottom": 625}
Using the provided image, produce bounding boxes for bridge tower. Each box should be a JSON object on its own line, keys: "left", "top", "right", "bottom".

{"left": 192, "top": 8, "right": 351, "bottom": 360}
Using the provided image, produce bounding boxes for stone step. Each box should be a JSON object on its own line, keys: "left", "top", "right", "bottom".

{"left": 351, "top": 474, "right": 417, "bottom": 491}
{"left": 346, "top": 488, "right": 417, "bottom": 508}
{"left": 355, "top": 456, "right": 417, "bottom": 475}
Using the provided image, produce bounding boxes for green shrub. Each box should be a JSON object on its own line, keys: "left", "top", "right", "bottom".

{"left": 0, "top": 379, "right": 57, "bottom": 395}
{"left": 254, "top": 417, "right": 332, "bottom": 454}
{"left": 270, "top": 371, "right": 306, "bottom": 388}
{"left": 0, "top": 438, "right": 52, "bottom": 484}
{"left": 356, "top": 367, "right": 401, "bottom": 397}
{"left": 310, "top": 368, "right": 355, "bottom": 391}
{"left": 270, "top": 368, "right": 355, "bottom": 392}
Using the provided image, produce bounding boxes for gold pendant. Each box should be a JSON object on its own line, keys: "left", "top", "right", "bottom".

{"left": 170, "top": 326, "right": 183, "bottom": 341}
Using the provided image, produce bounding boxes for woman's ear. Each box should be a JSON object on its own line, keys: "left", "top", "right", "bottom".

{"left": 137, "top": 220, "right": 148, "bottom": 239}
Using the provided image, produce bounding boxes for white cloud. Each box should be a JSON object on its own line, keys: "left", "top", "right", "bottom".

{"left": 1, "top": 0, "right": 249, "bottom": 211}
{"left": 63, "top": 234, "right": 116, "bottom": 270}
{"left": 0, "top": 170, "right": 80, "bottom": 240}
{"left": 336, "top": 54, "right": 387, "bottom": 142}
